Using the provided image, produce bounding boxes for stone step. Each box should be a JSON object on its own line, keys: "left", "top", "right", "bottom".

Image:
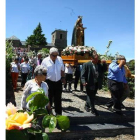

{"left": 47, "top": 122, "right": 134, "bottom": 140}
{"left": 62, "top": 110, "right": 134, "bottom": 125}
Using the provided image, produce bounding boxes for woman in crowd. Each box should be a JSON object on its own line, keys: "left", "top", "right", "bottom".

{"left": 20, "top": 58, "right": 30, "bottom": 87}
{"left": 21, "top": 65, "right": 51, "bottom": 112}
{"left": 10, "top": 58, "right": 20, "bottom": 90}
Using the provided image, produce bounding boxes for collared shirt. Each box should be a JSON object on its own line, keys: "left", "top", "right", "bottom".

{"left": 41, "top": 56, "right": 64, "bottom": 82}
{"left": 20, "top": 62, "right": 30, "bottom": 73}
{"left": 107, "top": 60, "right": 127, "bottom": 83}
{"left": 65, "top": 65, "right": 73, "bottom": 74}
{"left": 11, "top": 62, "right": 20, "bottom": 73}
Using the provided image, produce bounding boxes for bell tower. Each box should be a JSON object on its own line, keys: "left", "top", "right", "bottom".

{"left": 51, "top": 29, "right": 67, "bottom": 55}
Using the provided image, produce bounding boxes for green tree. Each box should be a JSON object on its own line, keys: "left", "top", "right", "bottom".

{"left": 6, "top": 40, "right": 16, "bottom": 105}
{"left": 128, "top": 59, "right": 135, "bottom": 74}
{"left": 26, "top": 22, "right": 47, "bottom": 47}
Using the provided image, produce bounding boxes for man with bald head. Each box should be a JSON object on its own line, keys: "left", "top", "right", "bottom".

{"left": 106, "top": 55, "right": 127, "bottom": 115}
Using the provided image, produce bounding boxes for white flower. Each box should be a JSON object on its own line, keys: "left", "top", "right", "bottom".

{"left": 77, "top": 49, "right": 81, "bottom": 52}
{"left": 73, "top": 47, "right": 77, "bottom": 50}
{"left": 69, "top": 46, "right": 73, "bottom": 50}
{"left": 84, "top": 49, "right": 87, "bottom": 52}
{"left": 63, "top": 49, "right": 65, "bottom": 51}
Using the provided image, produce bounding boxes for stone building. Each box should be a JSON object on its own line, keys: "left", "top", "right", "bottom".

{"left": 6, "top": 29, "right": 67, "bottom": 55}
{"left": 51, "top": 29, "right": 67, "bottom": 54}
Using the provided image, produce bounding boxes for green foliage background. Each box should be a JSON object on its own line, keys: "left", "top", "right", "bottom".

{"left": 26, "top": 22, "right": 47, "bottom": 47}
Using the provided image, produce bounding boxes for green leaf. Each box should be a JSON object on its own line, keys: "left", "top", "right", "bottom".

{"left": 42, "top": 133, "right": 49, "bottom": 140}
{"left": 56, "top": 115, "right": 70, "bottom": 131}
{"left": 6, "top": 129, "right": 29, "bottom": 140}
{"left": 26, "top": 88, "right": 45, "bottom": 102}
{"left": 29, "top": 94, "right": 49, "bottom": 111}
{"left": 49, "top": 116, "right": 57, "bottom": 132}
{"left": 27, "top": 128, "right": 42, "bottom": 134}
{"left": 42, "top": 115, "right": 51, "bottom": 128}
{"left": 34, "top": 109, "right": 48, "bottom": 116}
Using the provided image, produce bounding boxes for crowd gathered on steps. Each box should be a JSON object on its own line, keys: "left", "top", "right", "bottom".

{"left": 10, "top": 47, "right": 134, "bottom": 116}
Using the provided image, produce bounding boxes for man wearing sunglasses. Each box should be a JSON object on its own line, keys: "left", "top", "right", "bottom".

{"left": 41, "top": 47, "right": 65, "bottom": 115}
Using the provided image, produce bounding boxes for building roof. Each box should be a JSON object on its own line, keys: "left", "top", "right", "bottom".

{"left": 46, "top": 43, "right": 55, "bottom": 47}
{"left": 8, "top": 35, "right": 20, "bottom": 40}
{"left": 51, "top": 29, "right": 67, "bottom": 34}
{"left": 21, "top": 41, "right": 26, "bottom": 45}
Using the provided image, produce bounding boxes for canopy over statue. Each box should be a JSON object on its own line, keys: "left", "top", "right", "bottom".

{"left": 71, "top": 16, "right": 87, "bottom": 46}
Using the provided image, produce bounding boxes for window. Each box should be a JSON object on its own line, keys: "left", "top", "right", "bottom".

{"left": 60, "top": 34, "right": 63, "bottom": 39}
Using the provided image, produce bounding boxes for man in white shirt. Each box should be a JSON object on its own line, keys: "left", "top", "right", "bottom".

{"left": 41, "top": 47, "right": 65, "bottom": 115}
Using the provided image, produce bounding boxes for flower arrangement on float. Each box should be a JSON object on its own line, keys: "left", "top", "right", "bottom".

{"left": 61, "top": 45, "right": 95, "bottom": 56}
{"left": 6, "top": 88, "right": 70, "bottom": 140}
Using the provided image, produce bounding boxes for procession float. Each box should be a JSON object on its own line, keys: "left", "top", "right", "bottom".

{"left": 61, "top": 16, "right": 112, "bottom": 65}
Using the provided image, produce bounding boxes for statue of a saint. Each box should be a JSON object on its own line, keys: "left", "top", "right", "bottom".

{"left": 71, "top": 16, "right": 87, "bottom": 46}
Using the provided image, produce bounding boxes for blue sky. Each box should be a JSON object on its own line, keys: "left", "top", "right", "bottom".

{"left": 6, "top": 0, "right": 134, "bottom": 61}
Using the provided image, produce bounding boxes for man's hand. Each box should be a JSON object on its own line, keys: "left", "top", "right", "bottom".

{"left": 119, "top": 60, "right": 126, "bottom": 68}
{"left": 83, "top": 83, "right": 87, "bottom": 86}
{"left": 61, "top": 78, "right": 66, "bottom": 84}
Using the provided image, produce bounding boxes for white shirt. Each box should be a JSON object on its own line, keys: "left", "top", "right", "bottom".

{"left": 20, "top": 62, "right": 30, "bottom": 73}
{"left": 11, "top": 62, "right": 20, "bottom": 73}
{"left": 41, "top": 56, "right": 64, "bottom": 82}
{"left": 21, "top": 80, "right": 49, "bottom": 109}
{"left": 33, "top": 57, "right": 37, "bottom": 66}
{"left": 65, "top": 66, "right": 73, "bottom": 74}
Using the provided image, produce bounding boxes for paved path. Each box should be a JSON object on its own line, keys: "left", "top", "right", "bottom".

{"left": 14, "top": 82, "right": 135, "bottom": 140}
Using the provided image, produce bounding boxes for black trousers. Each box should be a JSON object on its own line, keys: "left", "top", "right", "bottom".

{"left": 46, "top": 79, "right": 62, "bottom": 115}
{"left": 21, "top": 73, "right": 28, "bottom": 86}
{"left": 64, "top": 73, "right": 73, "bottom": 90}
{"left": 74, "top": 74, "right": 83, "bottom": 91}
{"left": 85, "top": 83, "right": 98, "bottom": 109}
{"left": 106, "top": 79, "right": 124, "bottom": 110}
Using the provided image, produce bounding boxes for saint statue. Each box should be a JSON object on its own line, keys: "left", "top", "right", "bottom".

{"left": 71, "top": 16, "right": 87, "bottom": 46}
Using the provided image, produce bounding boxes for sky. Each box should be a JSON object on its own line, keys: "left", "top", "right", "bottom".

{"left": 2, "top": 0, "right": 140, "bottom": 139}
{"left": 6, "top": 0, "right": 135, "bottom": 61}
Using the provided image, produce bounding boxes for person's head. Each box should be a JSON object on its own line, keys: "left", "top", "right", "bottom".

{"left": 14, "top": 58, "right": 19, "bottom": 63}
{"left": 116, "top": 55, "right": 126, "bottom": 64}
{"left": 34, "top": 65, "right": 47, "bottom": 82}
{"left": 91, "top": 50, "right": 98, "bottom": 64}
{"left": 25, "top": 58, "right": 29, "bottom": 63}
{"left": 65, "top": 63, "right": 69, "bottom": 68}
{"left": 17, "top": 53, "right": 20, "bottom": 57}
{"left": 49, "top": 47, "right": 59, "bottom": 61}
{"left": 37, "top": 52, "right": 42, "bottom": 58}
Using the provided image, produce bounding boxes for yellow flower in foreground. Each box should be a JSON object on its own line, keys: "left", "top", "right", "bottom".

{"left": 6, "top": 102, "right": 17, "bottom": 116}
{"left": 6, "top": 112, "right": 34, "bottom": 130}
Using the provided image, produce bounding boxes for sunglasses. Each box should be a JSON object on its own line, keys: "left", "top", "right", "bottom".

{"left": 51, "top": 54, "right": 57, "bottom": 57}
{"left": 42, "top": 73, "right": 47, "bottom": 76}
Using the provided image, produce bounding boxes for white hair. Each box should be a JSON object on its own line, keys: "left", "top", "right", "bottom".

{"left": 49, "top": 47, "right": 59, "bottom": 55}
{"left": 116, "top": 55, "right": 126, "bottom": 60}
{"left": 34, "top": 65, "right": 47, "bottom": 76}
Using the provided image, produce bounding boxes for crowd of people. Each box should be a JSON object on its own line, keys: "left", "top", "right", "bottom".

{"left": 10, "top": 47, "right": 133, "bottom": 116}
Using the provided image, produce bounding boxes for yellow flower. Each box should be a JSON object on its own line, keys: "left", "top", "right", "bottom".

{"left": 6, "top": 112, "right": 34, "bottom": 130}
{"left": 6, "top": 102, "right": 17, "bottom": 116}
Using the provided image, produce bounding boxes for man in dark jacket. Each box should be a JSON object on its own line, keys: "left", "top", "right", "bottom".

{"left": 81, "top": 51, "right": 99, "bottom": 116}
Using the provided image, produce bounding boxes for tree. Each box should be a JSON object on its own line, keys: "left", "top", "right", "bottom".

{"left": 6, "top": 41, "right": 16, "bottom": 106}
{"left": 26, "top": 22, "right": 47, "bottom": 47}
